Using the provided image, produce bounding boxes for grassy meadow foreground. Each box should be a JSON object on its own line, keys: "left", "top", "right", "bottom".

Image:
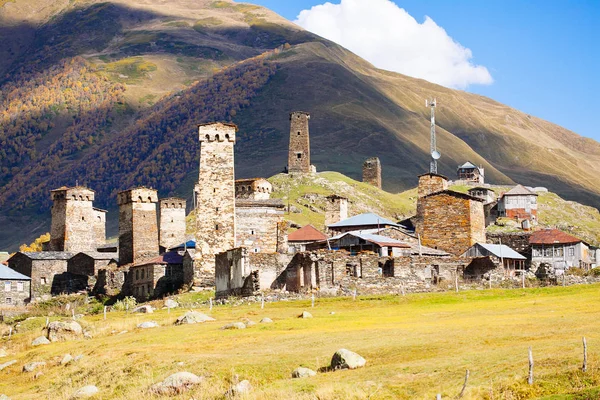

{"left": 2, "top": 286, "right": 600, "bottom": 399}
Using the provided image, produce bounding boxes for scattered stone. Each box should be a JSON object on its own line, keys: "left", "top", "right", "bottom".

{"left": 61, "top": 354, "right": 73, "bottom": 365}
{"left": 0, "top": 348, "right": 7, "bottom": 358}
{"left": 229, "top": 380, "right": 252, "bottom": 396}
{"left": 330, "top": 349, "right": 366, "bottom": 370}
{"left": 137, "top": 321, "right": 158, "bottom": 329}
{"left": 47, "top": 321, "right": 83, "bottom": 342}
{"left": 73, "top": 314, "right": 84, "bottom": 320}
{"left": 174, "top": 312, "right": 215, "bottom": 325}
{"left": 74, "top": 355, "right": 84, "bottom": 362}
{"left": 34, "top": 371, "right": 44, "bottom": 380}
{"left": 176, "top": 362, "right": 185, "bottom": 367}
{"left": 164, "top": 299, "right": 179, "bottom": 309}
{"left": 244, "top": 320, "right": 256, "bottom": 327}
{"left": 118, "top": 330, "right": 128, "bottom": 335}
{"left": 299, "top": 311, "right": 313, "bottom": 319}
{"left": 260, "top": 318, "right": 273, "bottom": 323}
{"left": 292, "top": 367, "right": 317, "bottom": 378}
{"left": 221, "top": 322, "right": 246, "bottom": 330}
{"left": 0, "top": 360, "right": 16, "bottom": 371}
{"left": 150, "top": 372, "right": 203, "bottom": 395}
{"left": 83, "top": 331, "right": 93, "bottom": 340}
{"left": 330, "top": 312, "right": 336, "bottom": 315}
{"left": 23, "top": 361, "right": 46, "bottom": 373}
{"left": 71, "top": 385, "right": 99, "bottom": 399}
{"left": 32, "top": 336, "right": 51, "bottom": 346}
{"left": 132, "top": 305, "right": 154, "bottom": 314}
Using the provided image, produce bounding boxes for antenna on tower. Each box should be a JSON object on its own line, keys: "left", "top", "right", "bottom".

{"left": 426, "top": 98, "right": 440, "bottom": 174}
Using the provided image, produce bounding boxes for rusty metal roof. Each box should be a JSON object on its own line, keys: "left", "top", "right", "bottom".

{"left": 288, "top": 225, "right": 328, "bottom": 242}
{"left": 529, "top": 229, "right": 582, "bottom": 245}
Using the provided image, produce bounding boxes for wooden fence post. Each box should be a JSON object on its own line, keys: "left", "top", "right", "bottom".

{"left": 528, "top": 347, "right": 534, "bottom": 385}
{"left": 582, "top": 337, "right": 588, "bottom": 373}
{"left": 458, "top": 369, "right": 470, "bottom": 398}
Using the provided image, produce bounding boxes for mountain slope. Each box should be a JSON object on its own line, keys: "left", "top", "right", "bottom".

{"left": 0, "top": 0, "right": 599, "bottom": 250}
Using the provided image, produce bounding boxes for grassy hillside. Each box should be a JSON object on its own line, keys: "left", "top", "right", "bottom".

{"left": 3, "top": 286, "right": 600, "bottom": 399}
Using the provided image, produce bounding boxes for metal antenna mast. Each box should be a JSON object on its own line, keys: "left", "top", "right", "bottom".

{"left": 426, "top": 98, "right": 440, "bottom": 174}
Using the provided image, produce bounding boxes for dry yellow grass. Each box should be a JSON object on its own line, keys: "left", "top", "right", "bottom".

{"left": 2, "top": 285, "right": 600, "bottom": 399}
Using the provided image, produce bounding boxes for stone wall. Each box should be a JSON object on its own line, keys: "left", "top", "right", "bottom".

{"left": 159, "top": 198, "right": 186, "bottom": 251}
{"left": 130, "top": 262, "right": 184, "bottom": 301}
{"left": 93, "top": 208, "right": 107, "bottom": 247}
{"left": 8, "top": 255, "right": 70, "bottom": 298}
{"left": 235, "top": 200, "right": 285, "bottom": 254}
{"left": 487, "top": 232, "right": 532, "bottom": 260}
{"left": 49, "top": 187, "right": 97, "bottom": 252}
{"left": 324, "top": 195, "right": 348, "bottom": 227}
{"left": 195, "top": 123, "right": 236, "bottom": 286}
{"left": 94, "top": 262, "right": 126, "bottom": 297}
{"left": 1, "top": 279, "right": 31, "bottom": 306}
{"left": 288, "top": 111, "right": 311, "bottom": 173}
{"left": 118, "top": 188, "right": 159, "bottom": 265}
{"left": 415, "top": 173, "right": 449, "bottom": 233}
{"left": 362, "top": 157, "right": 382, "bottom": 189}
{"left": 67, "top": 253, "right": 115, "bottom": 277}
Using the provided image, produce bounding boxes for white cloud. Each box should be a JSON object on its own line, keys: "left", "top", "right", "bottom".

{"left": 294, "top": 0, "right": 493, "bottom": 89}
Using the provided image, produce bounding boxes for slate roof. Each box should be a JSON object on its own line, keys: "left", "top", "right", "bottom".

{"left": 288, "top": 225, "right": 327, "bottom": 242}
{"left": 327, "top": 231, "right": 410, "bottom": 248}
{"left": 12, "top": 252, "right": 74, "bottom": 260}
{"left": 529, "top": 229, "right": 583, "bottom": 245}
{"left": 503, "top": 184, "right": 537, "bottom": 196}
{"left": 0, "top": 264, "right": 31, "bottom": 280}
{"left": 421, "top": 190, "right": 485, "bottom": 202}
{"left": 328, "top": 213, "right": 400, "bottom": 228}
{"left": 473, "top": 243, "right": 527, "bottom": 260}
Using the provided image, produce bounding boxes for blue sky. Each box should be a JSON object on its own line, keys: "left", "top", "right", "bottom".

{"left": 249, "top": 0, "right": 599, "bottom": 142}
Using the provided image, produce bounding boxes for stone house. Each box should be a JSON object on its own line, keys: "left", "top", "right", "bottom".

{"left": 235, "top": 199, "right": 287, "bottom": 254}
{"left": 468, "top": 187, "right": 496, "bottom": 204}
{"left": 288, "top": 225, "right": 327, "bottom": 253}
{"left": 462, "top": 243, "right": 527, "bottom": 279}
{"left": 497, "top": 185, "right": 538, "bottom": 222}
{"left": 530, "top": 229, "right": 594, "bottom": 272}
{"left": 307, "top": 231, "right": 412, "bottom": 257}
{"left": 128, "top": 251, "right": 191, "bottom": 301}
{"left": 7, "top": 252, "right": 73, "bottom": 298}
{"left": 418, "top": 190, "right": 486, "bottom": 255}
{"left": 457, "top": 162, "right": 485, "bottom": 184}
{"left": 0, "top": 264, "right": 31, "bottom": 307}
{"left": 67, "top": 251, "right": 118, "bottom": 291}
{"left": 327, "top": 213, "right": 401, "bottom": 234}
{"left": 235, "top": 178, "right": 272, "bottom": 200}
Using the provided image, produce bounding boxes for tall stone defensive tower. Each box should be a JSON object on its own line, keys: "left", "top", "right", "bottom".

{"left": 49, "top": 186, "right": 98, "bottom": 252}
{"left": 195, "top": 122, "right": 237, "bottom": 285}
{"left": 324, "top": 195, "right": 348, "bottom": 227}
{"left": 118, "top": 187, "right": 159, "bottom": 265}
{"left": 288, "top": 111, "right": 311, "bottom": 173}
{"left": 415, "top": 172, "right": 449, "bottom": 236}
{"left": 159, "top": 197, "right": 187, "bottom": 251}
{"left": 93, "top": 207, "right": 107, "bottom": 247}
{"left": 363, "top": 157, "right": 382, "bottom": 189}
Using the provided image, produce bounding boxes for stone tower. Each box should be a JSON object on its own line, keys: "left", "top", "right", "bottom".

{"left": 415, "top": 172, "right": 449, "bottom": 235}
{"left": 159, "top": 197, "right": 187, "bottom": 251}
{"left": 363, "top": 157, "right": 382, "bottom": 189}
{"left": 288, "top": 111, "right": 311, "bottom": 173}
{"left": 49, "top": 186, "right": 98, "bottom": 252}
{"left": 195, "top": 122, "right": 237, "bottom": 285}
{"left": 324, "top": 195, "right": 348, "bottom": 227}
{"left": 93, "top": 208, "right": 107, "bottom": 247}
{"left": 118, "top": 187, "right": 159, "bottom": 265}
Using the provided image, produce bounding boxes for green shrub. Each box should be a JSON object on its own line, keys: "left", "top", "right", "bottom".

{"left": 112, "top": 296, "right": 137, "bottom": 311}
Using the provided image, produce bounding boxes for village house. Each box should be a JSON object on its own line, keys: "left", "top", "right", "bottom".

{"left": 529, "top": 229, "right": 595, "bottom": 272}
{"left": 235, "top": 178, "right": 272, "bottom": 200}
{"left": 307, "top": 230, "right": 412, "bottom": 257}
{"left": 468, "top": 187, "right": 496, "bottom": 204}
{"left": 327, "top": 213, "right": 401, "bottom": 234}
{"left": 128, "top": 251, "right": 192, "bottom": 301}
{"left": 457, "top": 162, "right": 485, "bottom": 184}
{"left": 287, "top": 225, "right": 327, "bottom": 253}
{"left": 7, "top": 252, "right": 73, "bottom": 298}
{"left": 462, "top": 243, "right": 527, "bottom": 279}
{"left": 497, "top": 184, "right": 538, "bottom": 222}
{"left": 0, "top": 264, "right": 31, "bottom": 307}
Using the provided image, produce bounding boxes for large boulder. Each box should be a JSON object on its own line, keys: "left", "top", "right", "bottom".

{"left": 0, "top": 360, "right": 16, "bottom": 371}
{"left": 222, "top": 322, "right": 246, "bottom": 330}
{"left": 70, "top": 385, "right": 99, "bottom": 399}
{"left": 174, "top": 312, "right": 215, "bottom": 325}
{"left": 299, "top": 311, "right": 313, "bottom": 319}
{"left": 137, "top": 321, "right": 158, "bottom": 329}
{"left": 132, "top": 305, "right": 154, "bottom": 314}
{"left": 32, "top": 336, "right": 51, "bottom": 346}
{"left": 229, "top": 380, "right": 252, "bottom": 396}
{"left": 150, "top": 372, "right": 203, "bottom": 395}
{"left": 23, "top": 362, "right": 46, "bottom": 373}
{"left": 330, "top": 349, "right": 366, "bottom": 370}
{"left": 61, "top": 354, "right": 73, "bottom": 366}
{"left": 260, "top": 318, "right": 273, "bottom": 324}
{"left": 47, "top": 321, "right": 83, "bottom": 342}
{"left": 292, "top": 367, "right": 317, "bottom": 378}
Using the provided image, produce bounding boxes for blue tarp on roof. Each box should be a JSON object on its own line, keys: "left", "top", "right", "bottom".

{"left": 170, "top": 240, "right": 196, "bottom": 250}
{"left": 327, "top": 213, "right": 399, "bottom": 228}
{"left": 0, "top": 264, "right": 31, "bottom": 280}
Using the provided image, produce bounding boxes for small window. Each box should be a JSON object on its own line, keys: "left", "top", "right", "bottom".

{"left": 251, "top": 230, "right": 255, "bottom": 235}
{"left": 297, "top": 153, "right": 302, "bottom": 159}
{"left": 4, "top": 282, "right": 11, "bottom": 292}
{"left": 215, "top": 224, "right": 219, "bottom": 231}
{"left": 216, "top": 207, "right": 219, "bottom": 212}
{"left": 41, "top": 277, "right": 47, "bottom": 285}
{"left": 5, "top": 298, "right": 11, "bottom": 305}
{"left": 141, "top": 269, "right": 145, "bottom": 279}
{"left": 554, "top": 247, "right": 563, "bottom": 257}
{"left": 544, "top": 247, "right": 552, "bottom": 257}
{"left": 136, "top": 269, "right": 139, "bottom": 280}
{"left": 568, "top": 247, "right": 575, "bottom": 257}
{"left": 81, "top": 216, "right": 85, "bottom": 221}
{"left": 17, "top": 282, "right": 24, "bottom": 292}
{"left": 297, "top": 131, "right": 301, "bottom": 136}
{"left": 213, "top": 188, "right": 216, "bottom": 193}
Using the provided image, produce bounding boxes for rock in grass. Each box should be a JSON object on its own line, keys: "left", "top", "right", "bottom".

{"left": 132, "top": 305, "right": 154, "bottom": 314}
{"left": 222, "top": 322, "right": 246, "bottom": 330}
{"left": 0, "top": 360, "right": 16, "bottom": 371}
{"left": 23, "top": 361, "right": 46, "bottom": 372}
{"left": 299, "top": 311, "right": 313, "bottom": 319}
{"left": 260, "top": 317, "right": 273, "bottom": 323}
{"left": 174, "top": 312, "right": 215, "bottom": 325}
{"left": 292, "top": 367, "right": 317, "bottom": 378}
{"left": 32, "top": 336, "right": 51, "bottom": 346}
{"left": 164, "top": 299, "right": 179, "bottom": 309}
{"left": 150, "top": 372, "right": 203, "bottom": 395}
{"left": 61, "top": 354, "right": 73, "bottom": 365}
{"left": 137, "top": 321, "right": 158, "bottom": 329}
{"left": 70, "top": 385, "right": 99, "bottom": 398}
{"left": 229, "top": 380, "right": 252, "bottom": 396}
{"left": 47, "top": 321, "right": 83, "bottom": 342}
{"left": 330, "top": 349, "right": 366, "bottom": 370}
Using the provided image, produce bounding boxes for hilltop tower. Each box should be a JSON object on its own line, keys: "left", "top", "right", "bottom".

{"left": 195, "top": 122, "right": 237, "bottom": 285}
{"left": 159, "top": 198, "right": 187, "bottom": 251}
{"left": 362, "top": 157, "right": 382, "bottom": 189}
{"left": 117, "top": 187, "right": 159, "bottom": 265}
{"left": 324, "top": 195, "right": 348, "bottom": 227}
{"left": 288, "top": 111, "right": 311, "bottom": 173}
{"left": 49, "top": 186, "right": 98, "bottom": 252}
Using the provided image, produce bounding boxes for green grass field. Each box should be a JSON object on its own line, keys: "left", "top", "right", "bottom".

{"left": 2, "top": 285, "right": 600, "bottom": 399}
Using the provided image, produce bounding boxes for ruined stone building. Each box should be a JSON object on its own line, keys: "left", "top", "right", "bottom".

{"left": 1, "top": 264, "right": 31, "bottom": 307}
{"left": 457, "top": 161, "right": 485, "bottom": 184}
{"left": 118, "top": 187, "right": 159, "bottom": 265}
{"left": 287, "top": 111, "right": 311, "bottom": 174}
{"left": 159, "top": 198, "right": 187, "bottom": 251}
{"left": 362, "top": 157, "right": 382, "bottom": 189}
{"left": 195, "top": 122, "right": 237, "bottom": 284}
{"left": 49, "top": 186, "right": 103, "bottom": 252}
{"left": 308, "top": 231, "right": 412, "bottom": 257}
{"left": 324, "top": 195, "right": 348, "bottom": 227}
{"left": 497, "top": 184, "right": 538, "bottom": 222}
